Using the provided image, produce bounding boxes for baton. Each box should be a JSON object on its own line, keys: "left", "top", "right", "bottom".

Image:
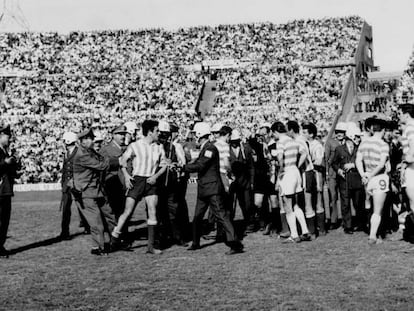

{"left": 165, "top": 139, "right": 173, "bottom": 187}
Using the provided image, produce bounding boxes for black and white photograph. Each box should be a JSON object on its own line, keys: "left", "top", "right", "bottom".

{"left": 1, "top": 0, "right": 414, "bottom": 310}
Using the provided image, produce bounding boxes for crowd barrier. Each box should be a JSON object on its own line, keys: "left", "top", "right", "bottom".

{"left": 14, "top": 177, "right": 199, "bottom": 192}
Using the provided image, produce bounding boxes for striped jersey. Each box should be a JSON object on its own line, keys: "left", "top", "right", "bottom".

{"left": 357, "top": 136, "right": 389, "bottom": 174}
{"left": 401, "top": 120, "right": 414, "bottom": 156}
{"left": 122, "top": 138, "right": 166, "bottom": 177}
{"left": 214, "top": 139, "right": 230, "bottom": 175}
{"left": 276, "top": 134, "right": 306, "bottom": 168}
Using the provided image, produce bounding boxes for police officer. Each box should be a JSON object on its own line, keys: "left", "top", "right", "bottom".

{"left": 183, "top": 122, "right": 244, "bottom": 255}
{"left": 100, "top": 125, "right": 128, "bottom": 221}
{"left": 59, "top": 132, "right": 89, "bottom": 240}
{"left": 157, "top": 121, "right": 188, "bottom": 246}
{"left": 71, "top": 128, "right": 121, "bottom": 255}
{"left": 0, "top": 125, "right": 20, "bottom": 258}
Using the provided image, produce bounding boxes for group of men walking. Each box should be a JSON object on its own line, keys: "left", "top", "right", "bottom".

{"left": 2, "top": 103, "right": 414, "bottom": 258}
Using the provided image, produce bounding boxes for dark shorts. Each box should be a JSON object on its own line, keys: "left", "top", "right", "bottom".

{"left": 127, "top": 176, "right": 158, "bottom": 201}
{"left": 304, "top": 170, "right": 316, "bottom": 193}
{"left": 254, "top": 175, "right": 277, "bottom": 195}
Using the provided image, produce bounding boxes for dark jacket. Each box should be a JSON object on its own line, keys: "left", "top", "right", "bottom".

{"left": 0, "top": 147, "right": 19, "bottom": 197}
{"left": 71, "top": 145, "right": 119, "bottom": 199}
{"left": 229, "top": 142, "right": 255, "bottom": 189}
{"left": 100, "top": 140, "right": 125, "bottom": 185}
{"left": 248, "top": 137, "right": 270, "bottom": 177}
{"left": 61, "top": 146, "right": 78, "bottom": 193}
{"left": 184, "top": 141, "right": 224, "bottom": 198}
{"left": 331, "top": 143, "right": 363, "bottom": 190}
{"left": 325, "top": 138, "right": 340, "bottom": 179}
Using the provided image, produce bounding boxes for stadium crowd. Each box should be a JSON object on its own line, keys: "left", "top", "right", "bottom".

{"left": 396, "top": 49, "right": 414, "bottom": 105}
{"left": 0, "top": 16, "right": 364, "bottom": 183}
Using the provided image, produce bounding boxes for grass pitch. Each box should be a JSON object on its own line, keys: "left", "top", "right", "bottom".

{"left": 1, "top": 185, "right": 414, "bottom": 310}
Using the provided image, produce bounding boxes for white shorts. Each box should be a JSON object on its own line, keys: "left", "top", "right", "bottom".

{"left": 366, "top": 173, "right": 389, "bottom": 195}
{"left": 279, "top": 166, "right": 303, "bottom": 196}
{"left": 404, "top": 166, "right": 414, "bottom": 188}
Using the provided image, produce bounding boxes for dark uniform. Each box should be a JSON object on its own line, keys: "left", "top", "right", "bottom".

{"left": 100, "top": 138, "right": 126, "bottom": 220}
{"left": 0, "top": 125, "right": 20, "bottom": 257}
{"left": 325, "top": 137, "right": 341, "bottom": 227}
{"left": 158, "top": 141, "right": 189, "bottom": 245}
{"left": 332, "top": 142, "right": 365, "bottom": 232}
{"left": 229, "top": 141, "right": 255, "bottom": 230}
{"left": 71, "top": 130, "right": 120, "bottom": 254}
{"left": 248, "top": 136, "right": 273, "bottom": 228}
{"left": 184, "top": 141, "right": 243, "bottom": 252}
{"left": 60, "top": 145, "right": 89, "bottom": 238}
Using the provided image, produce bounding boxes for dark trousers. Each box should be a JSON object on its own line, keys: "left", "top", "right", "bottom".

{"left": 339, "top": 184, "right": 364, "bottom": 230}
{"left": 229, "top": 185, "right": 252, "bottom": 223}
{"left": 0, "top": 196, "right": 11, "bottom": 248}
{"left": 192, "top": 194, "right": 237, "bottom": 247}
{"left": 74, "top": 197, "right": 117, "bottom": 249}
{"left": 328, "top": 176, "right": 339, "bottom": 222}
{"left": 158, "top": 184, "right": 189, "bottom": 242}
{"left": 61, "top": 191, "right": 89, "bottom": 235}
{"left": 104, "top": 177, "right": 126, "bottom": 220}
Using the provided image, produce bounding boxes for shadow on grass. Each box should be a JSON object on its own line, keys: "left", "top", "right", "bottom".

{"left": 123, "top": 219, "right": 248, "bottom": 251}
{"left": 8, "top": 232, "right": 85, "bottom": 255}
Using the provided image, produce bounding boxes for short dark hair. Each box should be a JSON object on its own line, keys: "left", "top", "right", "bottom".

{"left": 286, "top": 120, "right": 300, "bottom": 134}
{"left": 302, "top": 122, "right": 317, "bottom": 138}
{"left": 219, "top": 126, "right": 232, "bottom": 137}
{"left": 385, "top": 120, "right": 398, "bottom": 131}
{"left": 372, "top": 119, "right": 387, "bottom": 132}
{"left": 400, "top": 104, "right": 414, "bottom": 118}
{"left": 142, "top": 120, "right": 159, "bottom": 136}
{"left": 364, "top": 117, "right": 375, "bottom": 131}
{"left": 271, "top": 121, "right": 286, "bottom": 133}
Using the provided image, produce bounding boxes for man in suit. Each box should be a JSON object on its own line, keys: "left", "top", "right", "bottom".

{"left": 324, "top": 122, "right": 347, "bottom": 229}
{"left": 228, "top": 129, "right": 255, "bottom": 234}
{"left": 332, "top": 124, "right": 365, "bottom": 234}
{"left": 71, "top": 128, "right": 121, "bottom": 255}
{"left": 100, "top": 125, "right": 128, "bottom": 221}
{"left": 59, "top": 132, "right": 89, "bottom": 240}
{"left": 183, "top": 122, "right": 244, "bottom": 255}
{"left": 0, "top": 125, "right": 20, "bottom": 258}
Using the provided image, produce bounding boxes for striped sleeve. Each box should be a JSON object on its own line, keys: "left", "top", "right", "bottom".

{"left": 402, "top": 123, "right": 414, "bottom": 155}
{"left": 159, "top": 144, "right": 167, "bottom": 167}
{"left": 380, "top": 141, "right": 389, "bottom": 158}
{"left": 276, "top": 140, "right": 285, "bottom": 158}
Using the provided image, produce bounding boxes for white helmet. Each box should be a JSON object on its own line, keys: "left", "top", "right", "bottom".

{"left": 335, "top": 122, "right": 347, "bottom": 132}
{"left": 124, "top": 121, "right": 138, "bottom": 135}
{"left": 62, "top": 132, "right": 78, "bottom": 145}
{"left": 260, "top": 122, "right": 272, "bottom": 130}
{"left": 193, "top": 122, "right": 211, "bottom": 139}
{"left": 158, "top": 120, "right": 170, "bottom": 133}
{"left": 94, "top": 132, "right": 105, "bottom": 143}
{"left": 230, "top": 129, "right": 241, "bottom": 141}
{"left": 211, "top": 123, "right": 223, "bottom": 133}
{"left": 346, "top": 124, "right": 362, "bottom": 143}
